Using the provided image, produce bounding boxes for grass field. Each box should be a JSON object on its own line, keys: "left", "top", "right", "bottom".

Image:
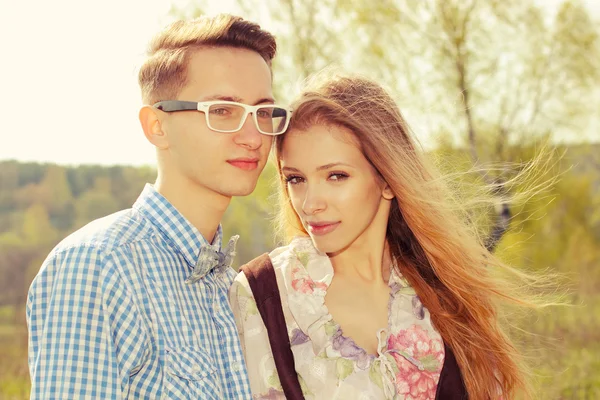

{"left": 0, "top": 305, "right": 29, "bottom": 400}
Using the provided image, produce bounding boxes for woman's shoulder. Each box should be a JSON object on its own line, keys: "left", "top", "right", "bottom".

{"left": 237, "top": 235, "right": 315, "bottom": 271}
{"left": 231, "top": 236, "right": 326, "bottom": 298}
{"left": 229, "top": 241, "right": 305, "bottom": 323}
{"left": 231, "top": 241, "right": 296, "bottom": 294}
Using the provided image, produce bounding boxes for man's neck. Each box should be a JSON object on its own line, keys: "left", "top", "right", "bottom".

{"left": 154, "top": 174, "right": 231, "bottom": 244}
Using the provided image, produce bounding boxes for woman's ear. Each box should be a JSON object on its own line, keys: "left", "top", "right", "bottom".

{"left": 139, "top": 106, "right": 169, "bottom": 150}
{"left": 382, "top": 183, "right": 395, "bottom": 200}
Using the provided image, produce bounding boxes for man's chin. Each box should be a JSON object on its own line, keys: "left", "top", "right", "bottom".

{"left": 221, "top": 183, "right": 258, "bottom": 197}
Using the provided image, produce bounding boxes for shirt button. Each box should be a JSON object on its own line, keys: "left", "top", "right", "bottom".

{"left": 232, "top": 361, "right": 241, "bottom": 372}
{"left": 192, "top": 364, "right": 202, "bottom": 373}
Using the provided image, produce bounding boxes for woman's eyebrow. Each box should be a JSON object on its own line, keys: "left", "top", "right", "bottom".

{"left": 316, "top": 162, "right": 352, "bottom": 171}
{"left": 281, "top": 162, "right": 353, "bottom": 173}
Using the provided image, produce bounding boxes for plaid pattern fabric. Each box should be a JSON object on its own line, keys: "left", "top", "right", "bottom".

{"left": 26, "top": 184, "right": 251, "bottom": 399}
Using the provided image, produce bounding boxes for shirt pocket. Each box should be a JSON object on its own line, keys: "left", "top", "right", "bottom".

{"left": 163, "top": 346, "right": 221, "bottom": 400}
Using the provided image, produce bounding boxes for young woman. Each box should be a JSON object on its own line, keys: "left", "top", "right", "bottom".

{"left": 230, "top": 72, "right": 539, "bottom": 399}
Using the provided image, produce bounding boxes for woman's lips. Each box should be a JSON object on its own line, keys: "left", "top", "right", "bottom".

{"left": 307, "top": 221, "right": 341, "bottom": 236}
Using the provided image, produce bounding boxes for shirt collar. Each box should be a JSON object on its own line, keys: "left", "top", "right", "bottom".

{"left": 133, "top": 184, "right": 223, "bottom": 269}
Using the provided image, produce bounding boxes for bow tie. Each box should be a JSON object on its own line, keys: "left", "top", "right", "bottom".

{"left": 185, "top": 235, "right": 239, "bottom": 284}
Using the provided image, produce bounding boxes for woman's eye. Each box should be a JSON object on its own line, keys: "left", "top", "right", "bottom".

{"left": 285, "top": 175, "right": 304, "bottom": 185}
{"left": 329, "top": 172, "right": 349, "bottom": 181}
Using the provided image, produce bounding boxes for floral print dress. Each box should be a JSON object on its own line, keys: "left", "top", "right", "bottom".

{"left": 229, "top": 236, "right": 445, "bottom": 399}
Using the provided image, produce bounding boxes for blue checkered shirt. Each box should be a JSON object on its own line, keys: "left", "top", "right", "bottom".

{"left": 26, "top": 184, "right": 252, "bottom": 399}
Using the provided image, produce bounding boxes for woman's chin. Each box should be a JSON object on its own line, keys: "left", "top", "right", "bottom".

{"left": 309, "top": 236, "right": 346, "bottom": 255}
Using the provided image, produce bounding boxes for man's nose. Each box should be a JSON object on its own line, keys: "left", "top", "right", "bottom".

{"left": 233, "top": 113, "right": 262, "bottom": 150}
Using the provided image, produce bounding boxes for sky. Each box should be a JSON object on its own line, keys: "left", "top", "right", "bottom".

{"left": 0, "top": 0, "right": 598, "bottom": 166}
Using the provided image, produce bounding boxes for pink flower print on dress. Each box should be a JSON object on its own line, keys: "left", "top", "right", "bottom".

{"left": 290, "top": 263, "right": 328, "bottom": 294}
{"left": 387, "top": 325, "right": 444, "bottom": 400}
{"left": 254, "top": 388, "right": 285, "bottom": 400}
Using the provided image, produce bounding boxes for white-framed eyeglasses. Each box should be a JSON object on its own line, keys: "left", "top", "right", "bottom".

{"left": 153, "top": 100, "right": 293, "bottom": 136}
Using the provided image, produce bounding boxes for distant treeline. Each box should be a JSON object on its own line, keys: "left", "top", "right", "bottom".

{"left": 0, "top": 143, "right": 598, "bottom": 312}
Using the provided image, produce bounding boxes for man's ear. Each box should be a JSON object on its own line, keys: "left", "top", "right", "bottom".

{"left": 139, "top": 106, "right": 169, "bottom": 150}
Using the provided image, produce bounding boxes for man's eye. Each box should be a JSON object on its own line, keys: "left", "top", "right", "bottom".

{"left": 210, "top": 108, "right": 229, "bottom": 115}
{"left": 257, "top": 110, "right": 273, "bottom": 118}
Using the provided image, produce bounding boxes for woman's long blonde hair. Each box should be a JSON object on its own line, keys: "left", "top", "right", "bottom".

{"left": 274, "top": 72, "right": 553, "bottom": 399}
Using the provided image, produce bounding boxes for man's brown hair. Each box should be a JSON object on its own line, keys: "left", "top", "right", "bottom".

{"left": 138, "top": 14, "right": 277, "bottom": 104}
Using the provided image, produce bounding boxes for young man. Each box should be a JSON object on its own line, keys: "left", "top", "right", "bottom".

{"left": 26, "top": 15, "right": 290, "bottom": 399}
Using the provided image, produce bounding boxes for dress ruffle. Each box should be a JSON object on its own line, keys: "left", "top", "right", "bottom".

{"left": 266, "top": 236, "right": 445, "bottom": 399}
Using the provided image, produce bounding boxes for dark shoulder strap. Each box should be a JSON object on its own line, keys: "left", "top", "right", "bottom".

{"left": 435, "top": 343, "right": 468, "bottom": 399}
{"left": 240, "top": 254, "right": 305, "bottom": 400}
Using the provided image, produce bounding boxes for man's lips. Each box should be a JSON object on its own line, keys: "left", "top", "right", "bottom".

{"left": 306, "top": 221, "right": 341, "bottom": 236}
{"left": 227, "top": 158, "right": 259, "bottom": 171}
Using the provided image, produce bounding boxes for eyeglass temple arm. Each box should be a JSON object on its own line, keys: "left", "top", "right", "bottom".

{"left": 153, "top": 101, "right": 200, "bottom": 112}
{"left": 272, "top": 108, "right": 291, "bottom": 118}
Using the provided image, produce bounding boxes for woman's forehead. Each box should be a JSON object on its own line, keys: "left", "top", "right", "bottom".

{"left": 280, "top": 125, "right": 366, "bottom": 169}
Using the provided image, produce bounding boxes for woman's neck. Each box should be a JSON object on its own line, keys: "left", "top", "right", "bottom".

{"left": 328, "top": 237, "right": 392, "bottom": 285}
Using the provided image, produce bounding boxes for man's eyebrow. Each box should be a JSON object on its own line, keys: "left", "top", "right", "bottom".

{"left": 254, "top": 97, "right": 276, "bottom": 105}
{"left": 201, "top": 94, "right": 244, "bottom": 103}
{"left": 200, "top": 95, "right": 275, "bottom": 105}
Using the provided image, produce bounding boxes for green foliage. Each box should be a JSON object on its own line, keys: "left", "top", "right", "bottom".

{"left": 21, "top": 205, "right": 57, "bottom": 246}
{"left": 39, "top": 165, "right": 72, "bottom": 213}
{"left": 74, "top": 182, "right": 120, "bottom": 229}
